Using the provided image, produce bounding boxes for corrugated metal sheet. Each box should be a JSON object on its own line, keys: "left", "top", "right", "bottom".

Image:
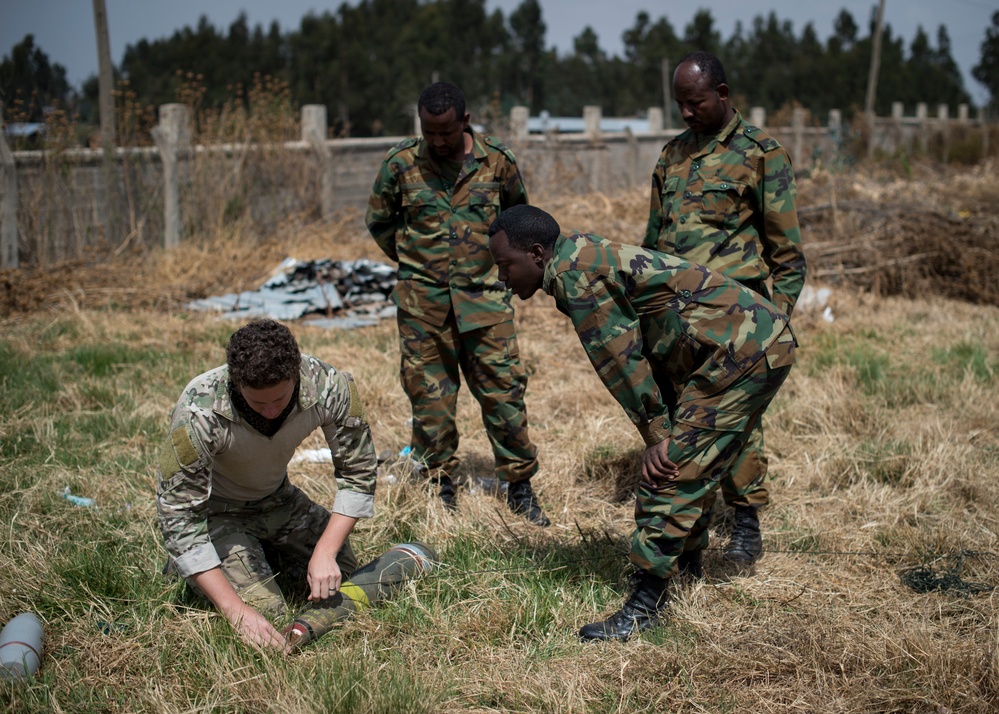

{"left": 187, "top": 258, "right": 397, "bottom": 328}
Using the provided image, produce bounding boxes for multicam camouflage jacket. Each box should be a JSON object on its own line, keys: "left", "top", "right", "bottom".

{"left": 156, "top": 355, "right": 377, "bottom": 578}
{"left": 542, "top": 233, "right": 794, "bottom": 446}
{"left": 642, "top": 110, "right": 807, "bottom": 317}
{"left": 366, "top": 128, "right": 528, "bottom": 333}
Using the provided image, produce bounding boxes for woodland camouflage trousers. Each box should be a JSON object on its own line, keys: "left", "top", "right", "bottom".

{"left": 632, "top": 331, "right": 795, "bottom": 578}
{"left": 397, "top": 309, "right": 538, "bottom": 484}
{"left": 657, "top": 380, "right": 770, "bottom": 509}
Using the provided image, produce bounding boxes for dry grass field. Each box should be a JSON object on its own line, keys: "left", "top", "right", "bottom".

{"left": 1, "top": 160, "right": 998, "bottom": 712}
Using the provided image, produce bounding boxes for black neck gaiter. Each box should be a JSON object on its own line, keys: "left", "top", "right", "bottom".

{"left": 230, "top": 380, "right": 300, "bottom": 437}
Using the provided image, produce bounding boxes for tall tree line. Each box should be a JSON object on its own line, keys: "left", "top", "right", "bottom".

{"left": 5, "top": 1, "right": 998, "bottom": 138}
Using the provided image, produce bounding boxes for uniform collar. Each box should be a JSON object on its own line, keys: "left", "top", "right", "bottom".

{"left": 717, "top": 109, "right": 743, "bottom": 142}
{"left": 687, "top": 109, "right": 743, "bottom": 154}
{"left": 416, "top": 126, "right": 486, "bottom": 164}
{"left": 212, "top": 358, "right": 318, "bottom": 421}
{"left": 542, "top": 234, "right": 572, "bottom": 296}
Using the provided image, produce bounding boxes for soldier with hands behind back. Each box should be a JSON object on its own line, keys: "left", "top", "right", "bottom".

{"left": 366, "top": 81, "right": 549, "bottom": 525}
{"left": 644, "top": 51, "right": 807, "bottom": 563}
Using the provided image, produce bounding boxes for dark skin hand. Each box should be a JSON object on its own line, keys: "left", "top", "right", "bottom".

{"left": 641, "top": 438, "right": 680, "bottom": 489}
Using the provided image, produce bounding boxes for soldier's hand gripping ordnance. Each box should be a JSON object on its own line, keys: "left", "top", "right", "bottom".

{"left": 284, "top": 542, "right": 438, "bottom": 651}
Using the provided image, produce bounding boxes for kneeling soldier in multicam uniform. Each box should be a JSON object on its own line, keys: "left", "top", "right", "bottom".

{"left": 156, "top": 319, "right": 377, "bottom": 652}
{"left": 488, "top": 206, "right": 797, "bottom": 642}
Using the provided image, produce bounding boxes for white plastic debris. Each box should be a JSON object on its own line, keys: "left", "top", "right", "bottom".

{"left": 291, "top": 448, "right": 333, "bottom": 464}
{"left": 796, "top": 285, "right": 835, "bottom": 322}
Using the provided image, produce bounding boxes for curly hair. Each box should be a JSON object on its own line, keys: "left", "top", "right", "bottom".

{"left": 226, "top": 319, "right": 301, "bottom": 388}
{"left": 418, "top": 81, "right": 466, "bottom": 118}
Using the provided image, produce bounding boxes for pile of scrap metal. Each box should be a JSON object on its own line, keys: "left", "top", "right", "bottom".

{"left": 187, "top": 258, "right": 397, "bottom": 329}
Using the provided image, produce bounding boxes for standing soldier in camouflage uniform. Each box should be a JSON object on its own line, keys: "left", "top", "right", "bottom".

{"left": 156, "top": 319, "right": 377, "bottom": 652}
{"left": 366, "top": 81, "right": 549, "bottom": 525}
{"left": 644, "top": 51, "right": 807, "bottom": 563}
{"left": 488, "top": 206, "right": 796, "bottom": 641}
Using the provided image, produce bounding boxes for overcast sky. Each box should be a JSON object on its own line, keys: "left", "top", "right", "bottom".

{"left": 3, "top": 0, "right": 997, "bottom": 105}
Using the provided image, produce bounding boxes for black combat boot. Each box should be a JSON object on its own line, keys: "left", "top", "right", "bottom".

{"left": 505, "top": 479, "right": 551, "bottom": 527}
{"left": 724, "top": 505, "right": 763, "bottom": 563}
{"left": 578, "top": 571, "right": 670, "bottom": 642}
{"left": 434, "top": 475, "right": 457, "bottom": 510}
{"left": 676, "top": 549, "right": 704, "bottom": 581}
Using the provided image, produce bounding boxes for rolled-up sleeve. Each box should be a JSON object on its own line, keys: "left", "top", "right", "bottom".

{"left": 319, "top": 369, "right": 377, "bottom": 518}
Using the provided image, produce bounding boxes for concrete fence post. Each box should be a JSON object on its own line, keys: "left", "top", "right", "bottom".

{"left": 647, "top": 107, "right": 664, "bottom": 133}
{"left": 0, "top": 103, "right": 19, "bottom": 269}
{"left": 303, "top": 105, "right": 334, "bottom": 220}
{"left": 826, "top": 109, "right": 842, "bottom": 161}
{"left": 151, "top": 104, "right": 190, "bottom": 250}
{"left": 889, "top": 102, "right": 904, "bottom": 154}
{"left": 958, "top": 104, "right": 969, "bottom": 122}
{"left": 750, "top": 107, "right": 766, "bottom": 128}
{"left": 583, "top": 106, "right": 602, "bottom": 140}
{"left": 938, "top": 104, "right": 950, "bottom": 163}
{"left": 624, "top": 126, "right": 641, "bottom": 186}
{"left": 510, "top": 106, "right": 529, "bottom": 141}
{"left": 980, "top": 107, "right": 990, "bottom": 157}
{"left": 916, "top": 103, "right": 928, "bottom": 155}
{"left": 828, "top": 109, "right": 842, "bottom": 132}
{"left": 792, "top": 107, "right": 805, "bottom": 166}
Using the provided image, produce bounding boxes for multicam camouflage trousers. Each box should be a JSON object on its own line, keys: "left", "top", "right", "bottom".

{"left": 198, "top": 478, "right": 358, "bottom": 618}
{"left": 397, "top": 308, "right": 538, "bottom": 483}
{"left": 632, "top": 329, "right": 796, "bottom": 578}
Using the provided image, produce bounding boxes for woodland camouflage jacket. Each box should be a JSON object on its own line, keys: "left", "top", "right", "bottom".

{"left": 366, "top": 128, "right": 528, "bottom": 332}
{"left": 542, "top": 233, "right": 794, "bottom": 446}
{"left": 156, "top": 355, "right": 377, "bottom": 577}
{"left": 643, "top": 110, "right": 807, "bottom": 317}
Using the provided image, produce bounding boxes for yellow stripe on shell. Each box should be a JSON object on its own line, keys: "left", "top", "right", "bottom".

{"left": 339, "top": 582, "right": 370, "bottom": 608}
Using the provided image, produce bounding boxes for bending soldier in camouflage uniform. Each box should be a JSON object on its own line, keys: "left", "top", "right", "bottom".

{"left": 366, "top": 81, "right": 549, "bottom": 525}
{"left": 643, "top": 51, "right": 807, "bottom": 563}
{"left": 156, "top": 319, "right": 377, "bottom": 652}
{"left": 488, "top": 206, "right": 796, "bottom": 641}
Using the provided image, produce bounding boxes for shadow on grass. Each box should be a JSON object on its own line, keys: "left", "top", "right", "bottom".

{"left": 581, "top": 445, "right": 643, "bottom": 503}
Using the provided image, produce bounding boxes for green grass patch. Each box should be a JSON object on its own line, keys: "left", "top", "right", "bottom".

{"left": 933, "top": 340, "right": 996, "bottom": 383}
{"left": 0, "top": 341, "right": 62, "bottom": 407}
{"left": 67, "top": 344, "right": 165, "bottom": 377}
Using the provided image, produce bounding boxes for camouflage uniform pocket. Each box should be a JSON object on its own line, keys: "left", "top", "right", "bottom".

{"left": 668, "top": 407, "right": 755, "bottom": 483}
{"left": 765, "top": 326, "right": 797, "bottom": 370}
{"left": 468, "top": 181, "right": 500, "bottom": 226}
{"left": 157, "top": 468, "right": 190, "bottom": 495}
{"left": 673, "top": 404, "right": 753, "bottom": 433}
{"left": 700, "top": 179, "right": 747, "bottom": 229}
{"left": 401, "top": 183, "right": 437, "bottom": 223}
